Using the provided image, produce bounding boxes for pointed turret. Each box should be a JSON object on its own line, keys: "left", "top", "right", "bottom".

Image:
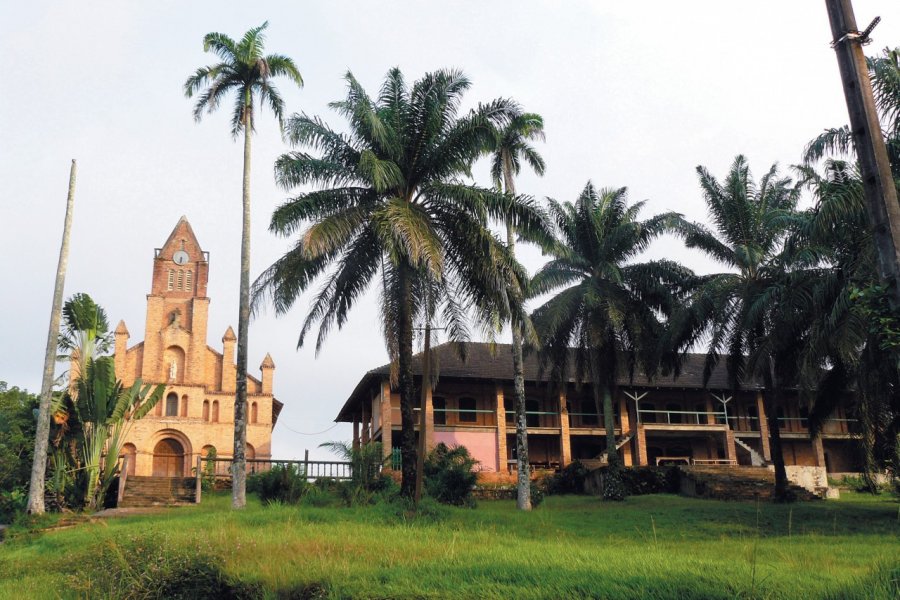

{"left": 114, "top": 320, "right": 130, "bottom": 381}
{"left": 222, "top": 326, "right": 236, "bottom": 342}
{"left": 221, "top": 325, "right": 237, "bottom": 392}
{"left": 260, "top": 353, "right": 275, "bottom": 393}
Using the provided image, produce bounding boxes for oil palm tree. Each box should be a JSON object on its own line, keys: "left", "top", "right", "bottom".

{"left": 488, "top": 110, "right": 546, "bottom": 510}
{"left": 184, "top": 22, "right": 303, "bottom": 508}
{"left": 668, "top": 156, "right": 804, "bottom": 500}
{"left": 253, "top": 68, "right": 548, "bottom": 497}
{"left": 793, "top": 160, "right": 900, "bottom": 489}
{"left": 531, "top": 183, "right": 688, "bottom": 500}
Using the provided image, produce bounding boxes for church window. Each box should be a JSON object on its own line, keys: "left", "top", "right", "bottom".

{"left": 177, "top": 270, "right": 184, "bottom": 290}
{"left": 202, "top": 400, "right": 210, "bottom": 421}
{"left": 212, "top": 400, "right": 220, "bottom": 423}
{"left": 181, "top": 395, "right": 188, "bottom": 417}
{"left": 165, "top": 392, "right": 178, "bottom": 417}
{"left": 167, "top": 270, "right": 174, "bottom": 291}
{"left": 185, "top": 270, "right": 193, "bottom": 292}
{"left": 251, "top": 402, "right": 258, "bottom": 424}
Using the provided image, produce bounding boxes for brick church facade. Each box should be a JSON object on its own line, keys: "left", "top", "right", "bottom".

{"left": 114, "top": 217, "right": 282, "bottom": 477}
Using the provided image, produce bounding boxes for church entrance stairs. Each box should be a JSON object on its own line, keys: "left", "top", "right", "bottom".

{"left": 118, "top": 476, "right": 196, "bottom": 507}
{"left": 678, "top": 466, "right": 821, "bottom": 501}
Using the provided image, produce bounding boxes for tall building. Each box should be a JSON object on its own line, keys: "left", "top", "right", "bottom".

{"left": 114, "top": 217, "right": 282, "bottom": 477}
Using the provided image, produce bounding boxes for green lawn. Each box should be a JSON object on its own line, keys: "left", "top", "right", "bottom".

{"left": 0, "top": 492, "right": 897, "bottom": 599}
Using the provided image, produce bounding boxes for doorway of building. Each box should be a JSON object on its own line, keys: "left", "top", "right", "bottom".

{"left": 152, "top": 438, "right": 185, "bottom": 477}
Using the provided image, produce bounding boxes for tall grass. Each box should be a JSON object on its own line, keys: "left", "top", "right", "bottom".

{"left": 0, "top": 493, "right": 897, "bottom": 599}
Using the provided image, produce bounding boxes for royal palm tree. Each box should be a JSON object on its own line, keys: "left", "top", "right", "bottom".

{"left": 488, "top": 111, "right": 546, "bottom": 510}
{"left": 253, "top": 68, "right": 547, "bottom": 497}
{"left": 184, "top": 22, "right": 303, "bottom": 508}
{"left": 531, "top": 183, "right": 687, "bottom": 500}
{"left": 668, "top": 156, "right": 804, "bottom": 501}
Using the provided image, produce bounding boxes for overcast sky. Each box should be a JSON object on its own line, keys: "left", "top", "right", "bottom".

{"left": 2, "top": 1, "right": 899, "bottom": 460}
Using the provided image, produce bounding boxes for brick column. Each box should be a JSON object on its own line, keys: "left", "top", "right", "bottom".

{"left": 619, "top": 396, "right": 633, "bottom": 466}
{"left": 705, "top": 394, "right": 716, "bottom": 425}
{"left": 812, "top": 435, "right": 826, "bottom": 468}
{"left": 636, "top": 424, "right": 648, "bottom": 466}
{"left": 559, "top": 389, "right": 571, "bottom": 467}
{"left": 724, "top": 429, "right": 738, "bottom": 463}
{"left": 380, "top": 380, "right": 392, "bottom": 463}
{"left": 352, "top": 417, "right": 360, "bottom": 450}
{"left": 424, "top": 384, "right": 435, "bottom": 451}
{"left": 495, "top": 384, "right": 507, "bottom": 473}
{"left": 361, "top": 400, "right": 370, "bottom": 444}
{"left": 756, "top": 392, "right": 772, "bottom": 461}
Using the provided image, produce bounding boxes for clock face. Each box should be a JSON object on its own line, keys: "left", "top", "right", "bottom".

{"left": 173, "top": 251, "right": 189, "bottom": 265}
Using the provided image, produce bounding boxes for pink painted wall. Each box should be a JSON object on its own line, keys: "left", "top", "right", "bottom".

{"left": 434, "top": 431, "right": 498, "bottom": 472}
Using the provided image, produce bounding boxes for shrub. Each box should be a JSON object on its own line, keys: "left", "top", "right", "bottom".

{"left": 620, "top": 466, "right": 680, "bottom": 495}
{"left": 546, "top": 460, "right": 590, "bottom": 495}
{"left": 424, "top": 443, "right": 478, "bottom": 507}
{"left": 0, "top": 486, "right": 27, "bottom": 522}
{"left": 254, "top": 464, "right": 309, "bottom": 505}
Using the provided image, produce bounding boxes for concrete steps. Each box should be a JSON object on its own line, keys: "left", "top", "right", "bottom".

{"left": 119, "top": 476, "right": 196, "bottom": 507}
{"left": 678, "top": 466, "right": 820, "bottom": 501}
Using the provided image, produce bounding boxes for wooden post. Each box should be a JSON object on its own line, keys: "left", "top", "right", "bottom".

{"left": 195, "top": 454, "right": 202, "bottom": 504}
{"left": 304, "top": 449, "right": 310, "bottom": 478}
{"left": 825, "top": 0, "right": 900, "bottom": 308}
{"left": 414, "top": 325, "right": 431, "bottom": 503}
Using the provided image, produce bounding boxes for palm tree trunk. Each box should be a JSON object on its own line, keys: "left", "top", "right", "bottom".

{"left": 397, "top": 264, "right": 418, "bottom": 498}
{"left": 765, "top": 356, "right": 789, "bottom": 501}
{"left": 27, "top": 160, "right": 77, "bottom": 514}
{"left": 232, "top": 114, "right": 252, "bottom": 509}
{"left": 502, "top": 151, "right": 531, "bottom": 510}
{"left": 591, "top": 348, "right": 624, "bottom": 500}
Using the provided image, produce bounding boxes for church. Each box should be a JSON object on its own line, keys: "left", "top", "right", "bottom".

{"left": 113, "top": 217, "right": 282, "bottom": 478}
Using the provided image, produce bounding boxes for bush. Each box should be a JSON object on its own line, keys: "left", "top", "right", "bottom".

{"left": 253, "top": 464, "right": 309, "bottom": 505}
{"left": 546, "top": 460, "right": 590, "bottom": 495}
{"left": 0, "top": 486, "right": 27, "bottom": 522}
{"left": 620, "top": 467, "right": 680, "bottom": 495}
{"left": 424, "top": 443, "right": 478, "bottom": 507}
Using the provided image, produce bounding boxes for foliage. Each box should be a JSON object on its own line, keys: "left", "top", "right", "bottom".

{"left": 620, "top": 467, "right": 681, "bottom": 495}
{"left": 252, "top": 464, "right": 309, "bottom": 505}
{"left": 849, "top": 284, "right": 900, "bottom": 352}
{"left": 1, "top": 493, "right": 898, "bottom": 598}
{"left": 253, "top": 67, "right": 550, "bottom": 497}
{"left": 546, "top": 460, "right": 590, "bottom": 495}
{"left": 50, "top": 294, "right": 164, "bottom": 511}
{"left": 194, "top": 448, "right": 217, "bottom": 493}
{"left": 0, "top": 382, "right": 38, "bottom": 519}
{"left": 423, "top": 443, "right": 478, "bottom": 507}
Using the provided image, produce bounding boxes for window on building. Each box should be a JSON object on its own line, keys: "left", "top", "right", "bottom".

{"left": 695, "top": 403, "right": 708, "bottom": 425}
{"left": 167, "top": 269, "right": 175, "bottom": 291}
{"left": 433, "top": 396, "right": 446, "bottom": 425}
{"left": 185, "top": 270, "right": 193, "bottom": 292}
{"left": 202, "top": 400, "right": 210, "bottom": 421}
{"left": 181, "top": 395, "right": 188, "bottom": 417}
{"left": 165, "top": 392, "right": 178, "bottom": 417}
{"left": 458, "top": 397, "right": 477, "bottom": 423}
{"left": 177, "top": 270, "right": 184, "bottom": 290}
{"left": 212, "top": 400, "right": 220, "bottom": 423}
{"left": 251, "top": 402, "right": 258, "bottom": 424}
{"left": 526, "top": 399, "right": 540, "bottom": 428}
{"left": 504, "top": 395, "right": 514, "bottom": 425}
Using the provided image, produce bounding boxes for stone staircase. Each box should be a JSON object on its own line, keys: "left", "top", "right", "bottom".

{"left": 118, "top": 476, "right": 196, "bottom": 507}
{"left": 678, "top": 466, "right": 821, "bottom": 501}
{"left": 733, "top": 437, "right": 767, "bottom": 466}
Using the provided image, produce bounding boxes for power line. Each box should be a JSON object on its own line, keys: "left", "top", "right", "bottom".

{"left": 278, "top": 422, "right": 342, "bottom": 436}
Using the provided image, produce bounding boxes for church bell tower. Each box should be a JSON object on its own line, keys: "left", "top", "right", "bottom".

{"left": 140, "top": 216, "right": 211, "bottom": 385}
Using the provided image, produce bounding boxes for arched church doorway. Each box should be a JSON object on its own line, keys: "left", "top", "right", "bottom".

{"left": 152, "top": 438, "right": 185, "bottom": 477}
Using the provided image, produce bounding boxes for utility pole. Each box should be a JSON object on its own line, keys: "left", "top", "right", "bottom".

{"left": 825, "top": 0, "right": 900, "bottom": 308}
{"left": 27, "top": 159, "right": 77, "bottom": 514}
{"left": 414, "top": 323, "right": 431, "bottom": 504}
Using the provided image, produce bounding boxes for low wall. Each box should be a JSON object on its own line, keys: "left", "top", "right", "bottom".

{"left": 780, "top": 466, "right": 827, "bottom": 492}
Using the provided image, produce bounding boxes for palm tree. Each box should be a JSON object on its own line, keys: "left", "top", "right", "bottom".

{"left": 488, "top": 111, "right": 546, "bottom": 510}
{"left": 668, "top": 156, "right": 804, "bottom": 501}
{"left": 793, "top": 160, "right": 900, "bottom": 490}
{"left": 184, "top": 22, "right": 303, "bottom": 508}
{"left": 27, "top": 160, "right": 77, "bottom": 514}
{"left": 253, "top": 68, "right": 548, "bottom": 497}
{"left": 531, "top": 183, "right": 687, "bottom": 500}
